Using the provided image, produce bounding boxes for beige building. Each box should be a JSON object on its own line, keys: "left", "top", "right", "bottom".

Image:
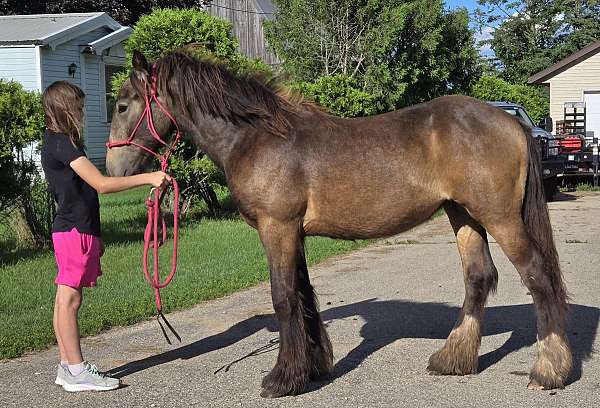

{"left": 529, "top": 40, "right": 600, "bottom": 139}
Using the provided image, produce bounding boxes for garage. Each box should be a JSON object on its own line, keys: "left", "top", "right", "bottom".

{"left": 528, "top": 40, "right": 600, "bottom": 137}
{"left": 585, "top": 91, "right": 600, "bottom": 139}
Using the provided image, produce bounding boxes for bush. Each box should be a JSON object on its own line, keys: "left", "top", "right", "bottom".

{"left": 0, "top": 80, "right": 52, "bottom": 249}
{"left": 168, "top": 143, "right": 226, "bottom": 216}
{"left": 470, "top": 76, "right": 549, "bottom": 123}
{"left": 111, "top": 8, "right": 273, "bottom": 215}
{"left": 292, "top": 75, "right": 379, "bottom": 118}
{"left": 0, "top": 80, "right": 45, "bottom": 210}
{"left": 126, "top": 8, "right": 238, "bottom": 64}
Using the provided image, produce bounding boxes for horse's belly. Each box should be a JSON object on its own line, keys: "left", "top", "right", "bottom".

{"left": 302, "top": 191, "right": 443, "bottom": 240}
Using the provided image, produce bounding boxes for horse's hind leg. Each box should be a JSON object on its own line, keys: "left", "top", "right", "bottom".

{"left": 428, "top": 202, "right": 498, "bottom": 375}
{"left": 258, "top": 217, "right": 333, "bottom": 398}
{"left": 486, "top": 218, "right": 571, "bottom": 389}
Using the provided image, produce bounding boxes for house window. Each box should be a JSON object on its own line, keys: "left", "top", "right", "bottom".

{"left": 104, "top": 64, "right": 123, "bottom": 122}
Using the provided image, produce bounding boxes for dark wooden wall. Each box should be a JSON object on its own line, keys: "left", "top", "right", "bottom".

{"left": 205, "top": 0, "right": 279, "bottom": 66}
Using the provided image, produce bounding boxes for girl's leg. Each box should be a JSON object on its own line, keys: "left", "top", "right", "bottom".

{"left": 53, "top": 293, "right": 66, "bottom": 362}
{"left": 54, "top": 284, "right": 83, "bottom": 364}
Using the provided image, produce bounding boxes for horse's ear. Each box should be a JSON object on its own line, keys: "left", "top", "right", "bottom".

{"left": 132, "top": 50, "right": 149, "bottom": 72}
{"left": 131, "top": 50, "right": 149, "bottom": 85}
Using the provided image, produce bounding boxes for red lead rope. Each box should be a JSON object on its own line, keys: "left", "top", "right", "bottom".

{"left": 106, "top": 69, "right": 181, "bottom": 343}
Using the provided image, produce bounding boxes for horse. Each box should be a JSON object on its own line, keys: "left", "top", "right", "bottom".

{"left": 106, "top": 49, "right": 572, "bottom": 397}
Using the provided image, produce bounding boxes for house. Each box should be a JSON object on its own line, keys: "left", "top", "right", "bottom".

{"left": 204, "top": 0, "right": 279, "bottom": 66}
{"left": 528, "top": 40, "right": 600, "bottom": 139}
{"left": 0, "top": 12, "right": 131, "bottom": 167}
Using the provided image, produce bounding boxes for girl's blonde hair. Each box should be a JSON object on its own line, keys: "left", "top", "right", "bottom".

{"left": 42, "top": 81, "right": 86, "bottom": 147}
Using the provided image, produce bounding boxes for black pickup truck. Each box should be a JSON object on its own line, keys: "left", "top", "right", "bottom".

{"left": 489, "top": 102, "right": 563, "bottom": 201}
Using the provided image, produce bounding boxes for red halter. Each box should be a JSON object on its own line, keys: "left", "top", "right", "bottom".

{"left": 106, "top": 67, "right": 181, "bottom": 343}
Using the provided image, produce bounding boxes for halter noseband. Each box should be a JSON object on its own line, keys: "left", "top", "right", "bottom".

{"left": 105, "top": 65, "right": 181, "bottom": 172}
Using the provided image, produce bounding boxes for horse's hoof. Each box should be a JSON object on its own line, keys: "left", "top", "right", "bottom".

{"left": 427, "top": 348, "right": 477, "bottom": 376}
{"left": 260, "top": 387, "right": 287, "bottom": 398}
{"left": 527, "top": 333, "right": 571, "bottom": 390}
{"left": 527, "top": 369, "right": 566, "bottom": 390}
{"left": 260, "top": 368, "right": 306, "bottom": 398}
{"left": 527, "top": 378, "right": 546, "bottom": 390}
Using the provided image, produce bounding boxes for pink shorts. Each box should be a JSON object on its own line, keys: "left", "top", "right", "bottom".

{"left": 52, "top": 228, "right": 102, "bottom": 288}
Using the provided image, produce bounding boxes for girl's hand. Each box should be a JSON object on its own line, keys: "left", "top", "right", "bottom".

{"left": 70, "top": 156, "right": 173, "bottom": 194}
{"left": 147, "top": 171, "right": 172, "bottom": 189}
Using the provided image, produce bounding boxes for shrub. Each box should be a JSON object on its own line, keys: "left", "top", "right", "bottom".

{"left": 0, "top": 79, "right": 51, "bottom": 248}
{"left": 470, "top": 75, "right": 549, "bottom": 123}
{"left": 0, "top": 80, "right": 44, "bottom": 159}
{"left": 125, "top": 8, "right": 238, "bottom": 64}
{"left": 168, "top": 144, "right": 226, "bottom": 216}
{"left": 292, "top": 75, "right": 379, "bottom": 118}
{"left": 110, "top": 8, "right": 273, "bottom": 215}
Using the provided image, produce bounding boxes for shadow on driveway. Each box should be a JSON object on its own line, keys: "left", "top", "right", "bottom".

{"left": 108, "top": 300, "right": 598, "bottom": 389}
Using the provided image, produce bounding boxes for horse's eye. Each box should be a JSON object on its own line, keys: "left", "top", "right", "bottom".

{"left": 118, "top": 103, "right": 128, "bottom": 113}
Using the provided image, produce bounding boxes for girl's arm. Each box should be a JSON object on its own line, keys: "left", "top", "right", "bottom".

{"left": 70, "top": 156, "right": 171, "bottom": 194}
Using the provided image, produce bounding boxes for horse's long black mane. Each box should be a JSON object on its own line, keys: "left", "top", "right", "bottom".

{"left": 154, "top": 51, "right": 311, "bottom": 137}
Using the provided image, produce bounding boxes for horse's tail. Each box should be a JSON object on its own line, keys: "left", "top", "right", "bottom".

{"left": 521, "top": 122, "right": 569, "bottom": 318}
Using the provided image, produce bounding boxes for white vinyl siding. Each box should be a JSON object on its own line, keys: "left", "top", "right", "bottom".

{"left": 546, "top": 52, "right": 600, "bottom": 133}
{"left": 584, "top": 92, "right": 600, "bottom": 139}
{"left": 84, "top": 53, "right": 108, "bottom": 167}
{"left": 87, "top": 51, "right": 125, "bottom": 168}
{"left": 0, "top": 46, "right": 40, "bottom": 91}
{"left": 40, "top": 27, "right": 121, "bottom": 167}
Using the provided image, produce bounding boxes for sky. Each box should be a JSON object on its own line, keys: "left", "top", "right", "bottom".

{"left": 445, "top": 0, "right": 496, "bottom": 57}
{"left": 445, "top": 0, "right": 480, "bottom": 12}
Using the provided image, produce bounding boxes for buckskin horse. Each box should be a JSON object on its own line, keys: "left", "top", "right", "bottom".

{"left": 106, "top": 50, "right": 572, "bottom": 397}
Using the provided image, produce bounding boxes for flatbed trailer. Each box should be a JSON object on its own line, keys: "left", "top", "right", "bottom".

{"left": 554, "top": 102, "right": 600, "bottom": 187}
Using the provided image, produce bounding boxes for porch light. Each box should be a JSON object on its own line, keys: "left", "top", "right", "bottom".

{"left": 68, "top": 63, "right": 77, "bottom": 78}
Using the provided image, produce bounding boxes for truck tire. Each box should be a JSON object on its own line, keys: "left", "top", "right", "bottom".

{"left": 543, "top": 177, "right": 558, "bottom": 202}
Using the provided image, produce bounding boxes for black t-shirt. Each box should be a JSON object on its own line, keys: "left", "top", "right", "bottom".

{"left": 41, "top": 130, "right": 101, "bottom": 237}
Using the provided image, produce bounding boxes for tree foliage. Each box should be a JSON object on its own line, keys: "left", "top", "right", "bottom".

{"left": 292, "top": 75, "right": 378, "bottom": 117}
{"left": 123, "top": 7, "right": 237, "bottom": 63}
{"left": 0, "top": 1, "right": 207, "bottom": 25}
{"left": 0, "top": 80, "right": 44, "bottom": 160}
{"left": 0, "top": 80, "right": 51, "bottom": 247}
{"left": 475, "top": 0, "right": 600, "bottom": 83}
{"left": 470, "top": 75, "right": 549, "bottom": 122}
{"left": 265, "top": 0, "right": 481, "bottom": 112}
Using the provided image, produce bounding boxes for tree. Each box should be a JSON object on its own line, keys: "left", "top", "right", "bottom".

{"left": 265, "top": 0, "right": 481, "bottom": 112}
{"left": 292, "top": 75, "right": 378, "bottom": 117}
{"left": 475, "top": 0, "right": 600, "bottom": 83}
{"left": 470, "top": 75, "right": 549, "bottom": 122}
{"left": 0, "top": 1, "right": 207, "bottom": 25}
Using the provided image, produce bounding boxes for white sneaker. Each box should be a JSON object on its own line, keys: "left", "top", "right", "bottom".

{"left": 61, "top": 361, "right": 120, "bottom": 392}
{"left": 55, "top": 364, "right": 68, "bottom": 386}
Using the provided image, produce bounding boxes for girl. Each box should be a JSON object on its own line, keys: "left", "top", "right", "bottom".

{"left": 41, "top": 80, "right": 170, "bottom": 392}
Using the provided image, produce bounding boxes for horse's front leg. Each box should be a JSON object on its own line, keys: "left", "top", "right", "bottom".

{"left": 258, "top": 217, "right": 333, "bottom": 398}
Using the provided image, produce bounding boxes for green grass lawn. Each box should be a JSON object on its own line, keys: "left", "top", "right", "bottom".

{"left": 0, "top": 188, "right": 369, "bottom": 359}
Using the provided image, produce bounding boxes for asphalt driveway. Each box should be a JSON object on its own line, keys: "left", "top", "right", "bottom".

{"left": 1, "top": 191, "right": 599, "bottom": 407}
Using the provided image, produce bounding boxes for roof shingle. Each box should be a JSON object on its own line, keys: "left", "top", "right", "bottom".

{"left": 0, "top": 13, "right": 104, "bottom": 45}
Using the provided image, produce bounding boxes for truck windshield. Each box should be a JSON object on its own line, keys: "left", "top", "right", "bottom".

{"left": 500, "top": 107, "right": 535, "bottom": 127}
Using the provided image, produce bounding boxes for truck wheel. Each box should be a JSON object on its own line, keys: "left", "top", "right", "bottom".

{"left": 543, "top": 178, "right": 558, "bottom": 202}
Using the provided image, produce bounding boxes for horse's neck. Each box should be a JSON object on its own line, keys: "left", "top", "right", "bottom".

{"left": 177, "top": 113, "right": 252, "bottom": 171}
